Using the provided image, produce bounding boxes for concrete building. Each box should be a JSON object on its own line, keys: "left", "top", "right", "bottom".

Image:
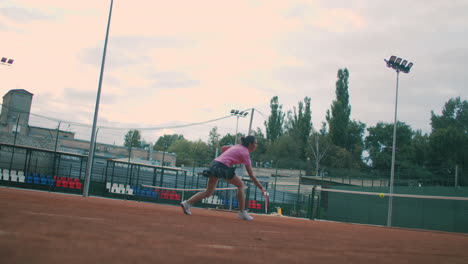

{"left": 0, "top": 89, "right": 176, "bottom": 166}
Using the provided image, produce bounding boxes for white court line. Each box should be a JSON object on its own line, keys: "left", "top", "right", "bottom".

{"left": 23, "top": 211, "right": 105, "bottom": 221}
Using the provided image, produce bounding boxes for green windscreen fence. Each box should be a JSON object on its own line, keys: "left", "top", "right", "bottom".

{"left": 317, "top": 187, "right": 468, "bottom": 233}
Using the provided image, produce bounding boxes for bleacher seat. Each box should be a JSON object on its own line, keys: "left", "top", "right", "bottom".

{"left": 33, "top": 176, "right": 40, "bottom": 184}
{"left": 62, "top": 180, "right": 69, "bottom": 188}
{"left": 111, "top": 183, "right": 118, "bottom": 193}
{"left": 46, "top": 176, "right": 54, "bottom": 185}
{"left": 10, "top": 172, "right": 18, "bottom": 182}
{"left": 40, "top": 177, "right": 48, "bottom": 185}
{"left": 26, "top": 175, "right": 33, "bottom": 184}
{"left": 2, "top": 170, "right": 9, "bottom": 181}
{"left": 118, "top": 184, "right": 125, "bottom": 194}
{"left": 69, "top": 180, "right": 76, "bottom": 189}
{"left": 18, "top": 175, "right": 25, "bottom": 183}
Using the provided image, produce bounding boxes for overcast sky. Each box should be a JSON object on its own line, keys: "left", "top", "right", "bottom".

{"left": 1, "top": 0, "right": 467, "bottom": 146}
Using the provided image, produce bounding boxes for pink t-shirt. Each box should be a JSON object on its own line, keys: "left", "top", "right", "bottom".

{"left": 215, "top": 144, "right": 251, "bottom": 167}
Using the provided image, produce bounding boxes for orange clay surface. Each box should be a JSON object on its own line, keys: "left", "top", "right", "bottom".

{"left": 1, "top": 187, "right": 468, "bottom": 264}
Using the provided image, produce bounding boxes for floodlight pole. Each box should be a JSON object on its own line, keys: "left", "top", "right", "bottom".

{"left": 83, "top": 0, "right": 114, "bottom": 197}
{"left": 384, "top": 55, "right": 413, "bottom": 227}
{"left": 387, "top": 69, "right": 399, "bottom": 227}
{"left": 247, "top": 108, "right": 254, "bottom": 135}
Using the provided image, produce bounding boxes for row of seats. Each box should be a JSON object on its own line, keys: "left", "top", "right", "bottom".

{"left": 24, "top": 173, "right": 82, "bottom": 190}
{"left": 248, "top": 199, "right": 263, "bottom": 209}
{"left": 105, "top": 183, "right": 182, "bottom": 200}
{"left": 0, "top": 169, "right": 26, "bottom": 182}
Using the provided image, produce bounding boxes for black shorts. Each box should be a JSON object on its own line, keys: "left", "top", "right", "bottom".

{"left": 202, "top": 160, "right": 236, "bottom": 180}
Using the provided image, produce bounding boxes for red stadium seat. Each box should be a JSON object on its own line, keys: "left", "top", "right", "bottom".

{"left": 55, "top": 180, "right": 62, "bottom": 187}
{"left": 75, "top": 182, "right": 82, "bottom": 190}
{"left": 256, "top": 204, "right": 262, "bottom": 209}
{"left": 62, "top": 181, "right": 69, "bottom": 188}
{"left": 69, "top": 181, "right": 76, "bottom": 189}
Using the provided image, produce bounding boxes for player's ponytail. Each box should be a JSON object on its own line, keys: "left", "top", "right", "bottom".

{"left": 241, "top": 135, "right": 256, "bottom": 147}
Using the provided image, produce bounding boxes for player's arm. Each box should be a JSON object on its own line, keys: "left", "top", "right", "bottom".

{"left": 245, "top": 164, "right": 266, "bottom": 193}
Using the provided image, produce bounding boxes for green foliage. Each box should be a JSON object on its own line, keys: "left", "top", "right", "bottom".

{"left": 429, "top": 97, "right": 468, "bottom": 169}
{"left": 219, "top": 133, "right": 237, "bottom": 147}
{"left": 364, "top": 121, "right": 413, "bottom": 170}
{"left": 327, "top": 68, "right": 351, "bottom": 148}
{"left": 264, "top": 96, "right": 285, "bottom": 142}
{"left": 168, "top": 139, "right": 209, "bottom": 167}
{"left": 207, "top": 127, "right": 221, "bottom": 158}
{"left": 124, "top": 130, "right": 142, "bottom": 148}
{"left": 154, "top": 134, "right": 184, "bottom": 151}
{"left": 266, "top": 134, "right": 305, "bottom": 168}
{"left": 287, "top": 97, "right": 313, "bottom": 154}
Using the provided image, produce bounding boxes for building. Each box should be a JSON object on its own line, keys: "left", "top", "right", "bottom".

{"left": 0, "top": 89, "right": 176, "bottom": 166}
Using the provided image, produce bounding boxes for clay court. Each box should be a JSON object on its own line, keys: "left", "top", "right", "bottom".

{"left": 1, "top": 187, "right": 467, "bottom": 264}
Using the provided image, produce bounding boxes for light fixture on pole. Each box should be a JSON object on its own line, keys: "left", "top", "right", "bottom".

{"left": 230, "top": 109, "right": 248, "bottom": 144}
{"left": 384, "top": 55, "right": 414, "bottom": 227}
{"left": 1, "top": 57, "right": 14, "bottom": 66}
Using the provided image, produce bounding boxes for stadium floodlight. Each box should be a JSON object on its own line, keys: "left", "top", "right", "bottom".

{"left": 384, "top": 55, "right": 414, "bottom": 227}
{"left": 231, "top": 109, "right": 249, "bottom": 145}
{"left": 1, "top": 57, "right": 14, "bottom": 66}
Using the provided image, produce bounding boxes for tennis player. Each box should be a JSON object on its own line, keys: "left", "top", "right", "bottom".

{"left": 180, "top": 135, "right": 267, "bottom": 221}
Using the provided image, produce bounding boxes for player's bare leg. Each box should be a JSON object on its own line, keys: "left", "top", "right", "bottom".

{"left": 187, "top": 175, "right": 218, "bottom": 204}
{"left": 228, "top": 175, "right": 253, "bottom": 220}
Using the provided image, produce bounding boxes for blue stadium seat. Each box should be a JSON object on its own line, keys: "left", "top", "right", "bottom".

{"left": 26, "top": 176, "right": 33, "bottom": 184}
{"left": 40, "top": 177, "right": 48, "bottom": 185}
{"left": 33, "top": 177, "right": 40, "bottom": 184}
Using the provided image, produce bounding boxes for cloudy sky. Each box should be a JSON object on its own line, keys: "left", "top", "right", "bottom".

{"left": 1, "top": 0, "right": 467, "bottom": 146}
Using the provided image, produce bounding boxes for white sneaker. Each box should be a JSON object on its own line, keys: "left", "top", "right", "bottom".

{"left": 180, "top": 201, "right": 192, "bottom": 215}
{"left": 238, "top": 211, "right": 253, "bottom": 221}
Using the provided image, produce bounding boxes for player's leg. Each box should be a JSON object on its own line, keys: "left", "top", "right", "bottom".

{"left": 227, "top": 175, "right": 253, "bottom": 220}
{"left": 188, "top": 175, "right": 218, "bottom": 204}
{"left": 227, "top": 175, "right": 245, "bottom": 211}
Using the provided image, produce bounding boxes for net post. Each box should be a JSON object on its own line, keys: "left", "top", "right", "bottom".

{"left": 229, "top": 188, "right": 233, "bottom": 211}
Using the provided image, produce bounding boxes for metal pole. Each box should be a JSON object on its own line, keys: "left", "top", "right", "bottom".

{"left": 455, "top": 165, "right": 458, "bottom": 188}
{"left": 387, "top": 70, "right": 399, "bottom": 227}
{"left": 234, "top": 116, "right": 239, "bottom": 144}
{"left": 9, "top": 114, "right": 21, "bottom": 178}
{"left": 52, "top": 121, "right": 61, "bottom": 176}
{"left": 247, "top": 108, "right": 254, "bottom": 135}
{"left": 83, "top": 0, "right": 114, "bottom": 197}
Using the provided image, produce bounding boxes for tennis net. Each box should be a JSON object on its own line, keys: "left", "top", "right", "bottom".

{"left": 314, "top": 186, "right": 468, "bottom": 233}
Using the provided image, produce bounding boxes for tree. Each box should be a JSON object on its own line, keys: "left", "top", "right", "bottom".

{"left": 124, "top": 130, "right": 142, "bottom": 148}
{"left": 287, "top": 97, "right": 313, "bottom": 160}
{"left": 168, "top": 139, "right": 209, "bottom": 167}
{"left": 207, "top": 127, "right": 221, "bottom": 158}
{"left": 154, "top": 134, "right": 184, "bottom": 151}
{"left": 364, "top": 122, "right": 413, "bottom": 171}
{"left": 347, "top": 120, "right": 366, "bottom": 164}
{"left": 309, "top": 131, "right": 331, "bottom": 176}
{"left": 266, "top": 134, "right": 304, "bottom": 168}
{"left": 265, "top": 96, "right": 285, "bottom": 142}
{"left": 219, "top": 133, "right": 234, "bottom": 147}
{"left": 326, "top": 68, "right": 351, "bottom": 149}
{"left": 429, "top": 97, "right": 468, "bottom": 177}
